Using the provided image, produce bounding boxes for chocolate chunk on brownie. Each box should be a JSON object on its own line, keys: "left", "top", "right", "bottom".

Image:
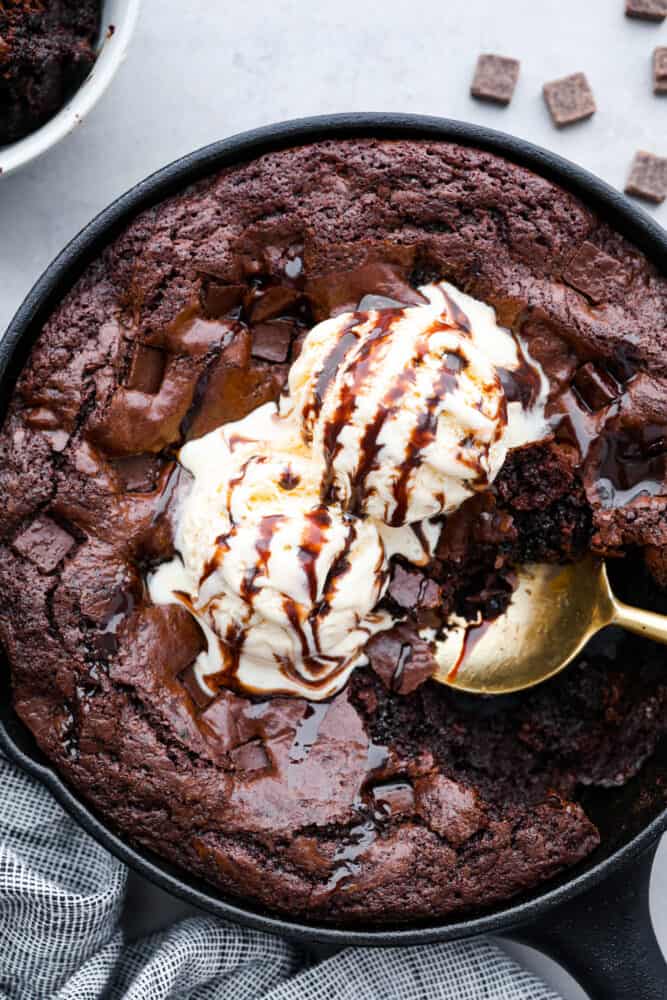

{"left": 654, "top": 47, "right": 667, "bottom": 94}
{"left": 366, "top": 622, "right": 437, "bottom": 695}
{"left": 12, "top": 515, "right": 75, "bottom": 573}
{"left": 625, "top": 150, "right": 667, "bottom": 203}
{"left": 626, "top": 0, "right": 667, "bottom": 20}
{"left": 0, "top": 1, "right": 102, "bottom": 145}
{"left": 543, "top": 72, "right": 596, "bottom": 127}
{"left": 470, "top": 54, "right": 520, "bottom": 105}
{"left": 1, "top": 138, "right": 666, "bottom": 927}
{"left": 251, "top": 321, "right": 295, "bottom": 362}
{"left": 388, "top": 563, "right": 442, "bottom": 622}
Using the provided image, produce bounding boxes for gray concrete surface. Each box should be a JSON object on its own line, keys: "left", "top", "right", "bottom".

{"left": 1, "top": 1, "right": 666, "bottom": 996}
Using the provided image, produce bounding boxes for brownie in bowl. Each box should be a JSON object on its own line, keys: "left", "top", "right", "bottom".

{"left": 0, "top": 0, "right": 102, "bottom": 145}
{"left": 1, "top": 139, "right": 667, "bottom": 926}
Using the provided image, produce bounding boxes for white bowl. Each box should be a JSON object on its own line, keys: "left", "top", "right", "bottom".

{"left": 0, "top": 0, "right": 140, "bottom": 177}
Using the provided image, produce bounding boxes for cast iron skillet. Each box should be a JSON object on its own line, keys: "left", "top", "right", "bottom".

{"left": 1, "top": 114, "right": 666, "bottom": 999}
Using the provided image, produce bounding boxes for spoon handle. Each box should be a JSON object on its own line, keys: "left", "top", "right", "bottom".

{"left": 611, "top": 598, "right": 667, "bottom": 644}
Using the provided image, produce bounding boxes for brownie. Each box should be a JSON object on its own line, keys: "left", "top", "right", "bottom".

{"left": 0, "top": 1, "right": 102, "bottom": 145}
{"left": 1, "top": 139, "right": 667, "bottom": 926}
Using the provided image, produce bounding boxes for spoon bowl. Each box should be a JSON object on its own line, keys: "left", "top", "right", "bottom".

{"left": 432, "top": 554, "right": 667, "bottom": 694}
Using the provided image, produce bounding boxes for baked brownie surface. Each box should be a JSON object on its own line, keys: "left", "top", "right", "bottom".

{"left": 0, "top": 1, "right": 101, "bottom": 145}
{"left": 1, "top": 139, "right": 667, "bottom": 924}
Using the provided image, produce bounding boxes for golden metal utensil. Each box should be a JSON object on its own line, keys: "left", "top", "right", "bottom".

{"left": 432, "top": 554, "right": 667, "bottom": 694}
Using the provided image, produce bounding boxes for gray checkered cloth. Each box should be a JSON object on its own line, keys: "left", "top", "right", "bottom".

{"left": 0, "top": 752, "right": 560, "bottom": 999}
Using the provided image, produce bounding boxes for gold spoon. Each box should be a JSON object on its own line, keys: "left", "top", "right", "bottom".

{"left": 432, "top": 554, "right": 667, "bottom": 695}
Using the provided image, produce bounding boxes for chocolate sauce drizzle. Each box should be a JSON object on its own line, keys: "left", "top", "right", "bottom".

{"left": 319, "top": 310, "right": 406, "bottom": 482}
{"left": 317, "top": 305, "right": 493, "bottom": 524}
{"left": 447, "top": 618, "right": 493, "bottom": 683}
{"left": 194, "top": 470, "right": 374, "bottom": 694}
{"left": 301, "top": 319, "right": 361, "bottom": 440}
{"left": 389, "top": 347, "right": 469, "bottom": 527}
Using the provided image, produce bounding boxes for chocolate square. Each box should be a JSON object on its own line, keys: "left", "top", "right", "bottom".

{"left": 573, "top": 363, "right": 620, "bottom": 411}
{"left": 626, "top": 0, "right": 667, "bottom": 20}
{"left": 543, "top": 73, "right": 596, "bottom": 127}
{"left": 251, "top": 321, "right": 294, "bottom": 363}
{"left": 388, "top": 563, "right": 441, "bottom": 611}
{"left": 13, "top": 516, "right": 75, "bottom": 572}
{"left": 371, "top": 781, "right": 415, "bottom": 818}
{"left": 111, "top": 454, "right": 163, "bottom": 493}
{"left": 125, "top": 344, "right": 166, "bottom": 394}
{"left": 654, "top": 47, "right": 667, "bottom": 94}
{"left": 249, "top": 286, "right": 301, "bottom": 323}
{"left": 625, "top": 150, "right": 667, "bottom": 204}
{"left": 202, "top": 283, "right": 246, "bottom": 318}
{"left": 230, "top": 740, "right": 270, "bottom": 773}
{"left": 563, "top": 241, "right": 628, "bottom": 304}
{"left": 471, "top": 54, "right": 520, "bottom": 105}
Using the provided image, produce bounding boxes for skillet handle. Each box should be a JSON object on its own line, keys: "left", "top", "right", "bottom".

{"left": 505, "top": 839, "right": 666, "bottom": 1000}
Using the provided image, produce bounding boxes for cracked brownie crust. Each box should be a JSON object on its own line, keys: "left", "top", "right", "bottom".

{"left": 1, "top": 139, "right": 667, "bottom": 924}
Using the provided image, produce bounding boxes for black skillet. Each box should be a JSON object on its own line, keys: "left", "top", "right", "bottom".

{"left": 1, "top": 114, "right": 666, "bottom": 1000}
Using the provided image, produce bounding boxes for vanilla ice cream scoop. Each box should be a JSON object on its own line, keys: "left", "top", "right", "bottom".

{"left": 286, "top": 281, "right": 548, "bottom": 526}
{"left": 149, "top": 403, "right": 394, "bottom": 699}
{"left": 149, "top": 280, "right": 549, "bottom": 701}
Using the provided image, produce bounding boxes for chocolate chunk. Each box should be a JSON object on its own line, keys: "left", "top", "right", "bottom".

{"left": 470, "top": 54, "right": 520, "bottom": 105}
{"left": 626, "top": 0, "right": 667, "bottom": 20}
{"left": 125, "top": 344, "right": 166, "bottom": 394}
{"left": 366, "top": 622, "right": 436, "bottom": 695}
{"left": 13, "top": 516, "right": 75, "bottom": 572}
{"left": 573, "top": 363, "right": 621, "bottom": 411}
{"left": 162, "top": 305, "right": 236, "bottom": 356}
{"left": 111, "top": 454, "right": 164, "bottom": 493}
{"left": 183, "top": 353, "right": 282, "bottom": 442}
{"left": 230, "top": 740, "right": 271, "bottom": 773}
{"left": 249, "top": 286, "right": 301, "bottom": 323}
{"left": 371, "top": 780, "right": 415, "bottom": 818}
{"left": 625, "top": 151, "right": 667, "bottom": 204}
{"left": 89, "top": 355, "right": 206, "bottom": 455}
{"left": 388, "top": 563, "right": 442, "bottom": 613}
{"left": 306, "top": 260, "right": 426, "bottom": 321}
{"left": 23, "top": 406, "right": 61, "bottom": 430}
{"left": 202, "top": 283, "right": 246, "bottom": 318}
{"left": 23, "top": 408, "right": 70, "bottom": 452}
{"left": 414, "top": 775, "right": 486, "bottom": 845}
{"left": 563, "top": 241, "right": 628, "bottom": 304}
{"left": 251, "top": 321, "right": 294, "bottom": 363}
{"left": 654, "top": 48, "right": 667, "bottom": 93}
{"left": 543, "top": 73, "right": 596, "bottom": 127}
